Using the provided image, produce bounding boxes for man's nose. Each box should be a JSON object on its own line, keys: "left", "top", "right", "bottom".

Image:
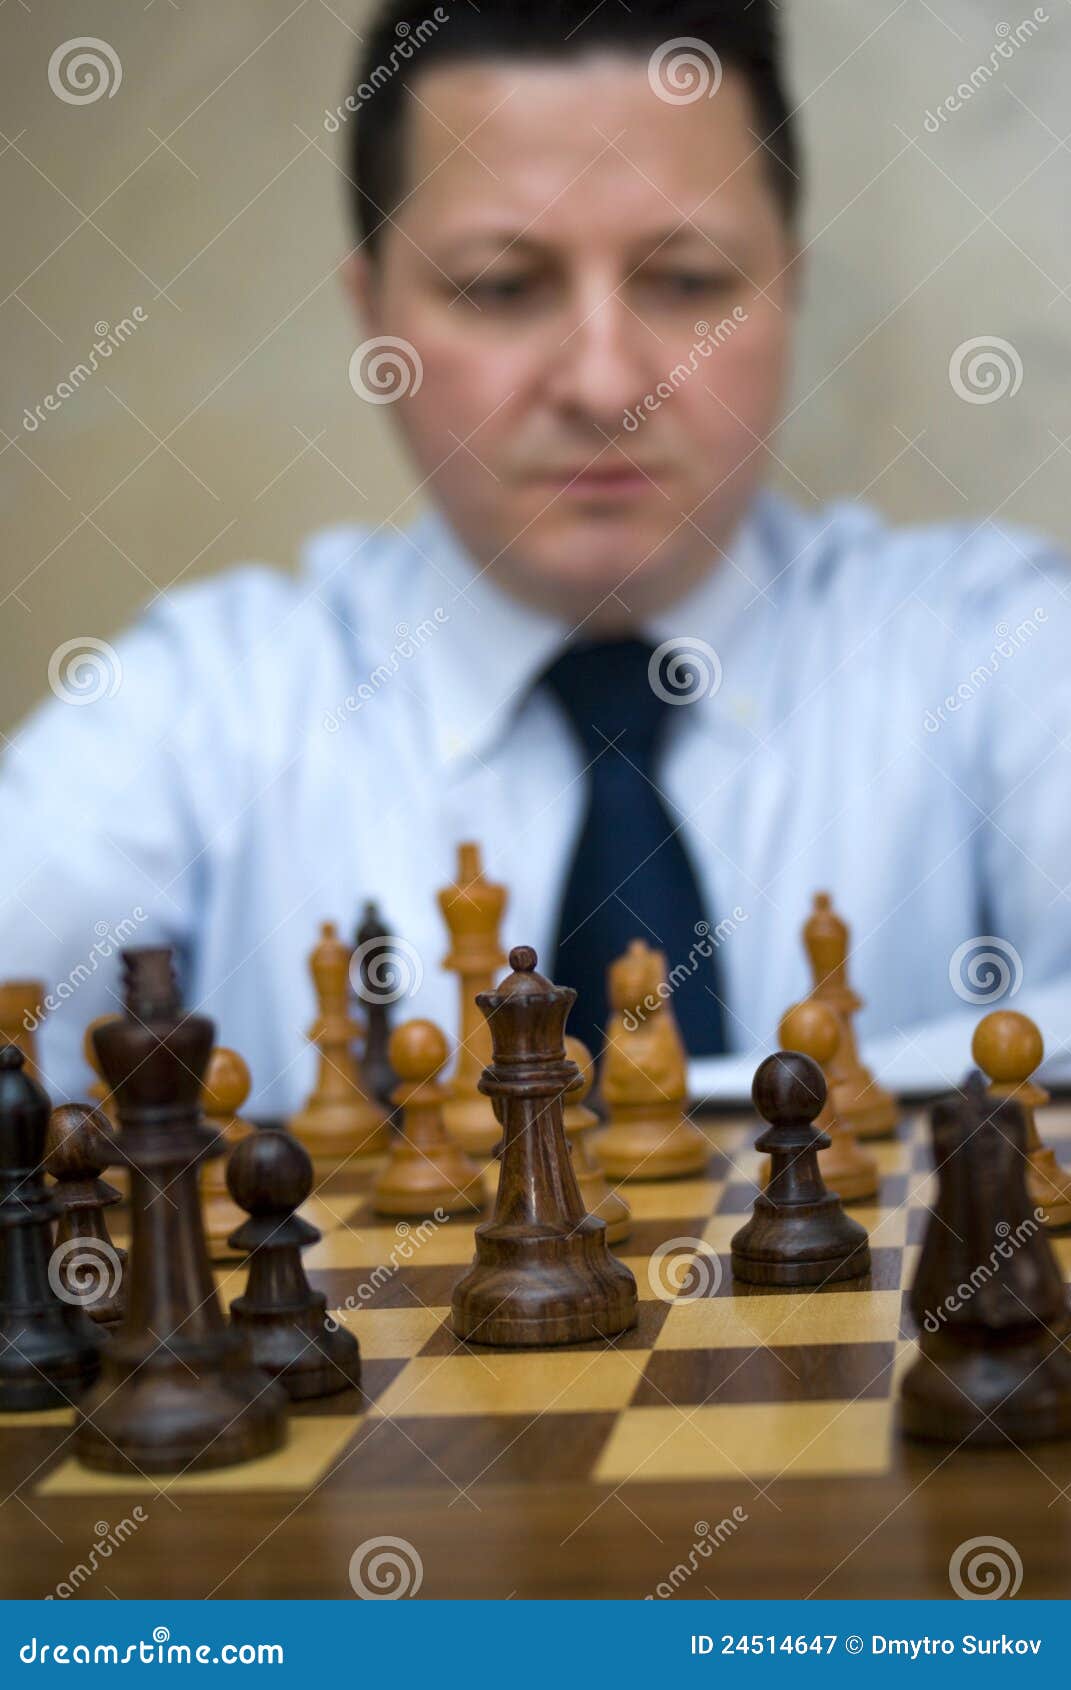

{"left": 543, "top": 289, "right": 656, "bottom": 429}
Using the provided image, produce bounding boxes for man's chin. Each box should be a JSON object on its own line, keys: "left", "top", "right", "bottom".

{"left": 492, "top": 530, "right": 692, "bottom": 622}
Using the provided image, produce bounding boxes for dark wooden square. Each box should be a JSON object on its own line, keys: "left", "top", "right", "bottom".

{"left": 633, "top": 1341, "right": 897, "bottom": 1406}
{"left": 322, "top": 1411, "right": 618, "bottom": 1490}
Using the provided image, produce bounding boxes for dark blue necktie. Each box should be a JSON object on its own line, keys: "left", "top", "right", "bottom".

{"left": 541, "top": 638, "right": 727, "bottom": 1058}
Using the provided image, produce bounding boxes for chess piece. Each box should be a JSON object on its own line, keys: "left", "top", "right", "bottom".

{"left": 731, "top": 1050, "right": 871, "bottom": 1287}
{"left": 595, "top": 940, "right": 709, "bottom": 1180}
{"left": 227, "top": 1127, "right": 362, "bottom": 1399}
{"left": 0, "top": 980, "right": 45, "bottom": 1082}
{"left": 372, "top": 1020, "right": 482, "bottom": 1216}
{"left": 73, "top": 948, "right": 287, "bottom": 1473}
{"left": 200, "top": 1048, "right": 256, "bottom": 1260}
{"left": 973, "top": 1010, "right": 1071, "bottom": 1228}
{"left": 83, "top": 1013, "right": 125, "bottom": 1200}
{"left": 451, "top": 947, "right": 638, "bottom": 1346}
{"left": 354, "top": 902, "right": 399, "bottom": 1110}
{"left": 44, "top": 1103, "right": 126, "bottom": 1328}
{"left": 290, "top": 921, "right": 389, "bottom": 1164}
{"left": 439, "top": 842, "right": 507, "bottom": 1156}
{"left": 562, "top": 1037, "right": 630, "bottom": 1244}
{"left": 759, "top": 1001, "right": 879, "bottom": 1203}
{"left": 804, "top": 892, "right": 896, "bottom": 1139}
{"left": 0, "top": 1047, "right": 101, "bottom": 1409}
{"left": 83, "top": 1014, "right": 120, "bottom": 1128}
{"left": 901, "top": 1075, "right": 1071, "bottom": 1444}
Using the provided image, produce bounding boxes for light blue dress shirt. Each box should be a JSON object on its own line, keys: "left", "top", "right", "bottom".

{"left": 3, "top": 489, "right": 1071, "bottom": 1115}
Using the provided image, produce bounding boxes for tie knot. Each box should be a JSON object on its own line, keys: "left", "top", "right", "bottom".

{"left": 540, "top": 638, "right": 669, "bottom": 764}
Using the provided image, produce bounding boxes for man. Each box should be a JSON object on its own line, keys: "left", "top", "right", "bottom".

{"left": 3, "top": 0, "right": 1070, "bottom": 1113}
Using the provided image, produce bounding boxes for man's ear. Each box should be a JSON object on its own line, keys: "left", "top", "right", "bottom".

{"left": 341, "top": 251, "right": 381, "bottom": 336}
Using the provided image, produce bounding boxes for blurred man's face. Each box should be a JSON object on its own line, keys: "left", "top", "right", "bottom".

{"left": 346, "top": 55, "right": 798, "bottom": 624}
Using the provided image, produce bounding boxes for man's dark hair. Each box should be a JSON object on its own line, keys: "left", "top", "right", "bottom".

{"left": 347, "top": 1, "right": 800, "bottom": 255}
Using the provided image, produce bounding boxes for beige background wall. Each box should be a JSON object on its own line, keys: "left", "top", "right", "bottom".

{"left": 2, "top": 0, "right": 1069, "bottom": 735}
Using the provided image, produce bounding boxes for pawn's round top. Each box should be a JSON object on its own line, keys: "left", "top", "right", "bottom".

{"left": 389, "top": 1018, "right": 448, "bottom": 1082}
{"left": 0, "top": 1038, "right": 47, "bottom": 1107}
{"left": 227, "top": 1127, "right": 312, "bottom": 1215}
{"left": 0, "top": 1042, "right": 24, "bottom": 1072}
{"left": 752, "top": 1050, "right": 826, "bottom": 1125}
{"left": 778, "top": 999, "right": 840, "bottom": 1068}
{"left": 44, "top": 1103, "right": 113, "bottom": 1178}
{"left": 202, "top": 1047, "right": 252, "bottom": 1116}
{"left": 563, "top": 1036, "right": 595, "bottom": 1102}
{"left": 972, "top": 1009, "right": 1043, "bottom": 1085}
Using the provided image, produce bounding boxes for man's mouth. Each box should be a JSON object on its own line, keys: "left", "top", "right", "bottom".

{"left": 538, "top": 463, "right": 663, "bottom": 497}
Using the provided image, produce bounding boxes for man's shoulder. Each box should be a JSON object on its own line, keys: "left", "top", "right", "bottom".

{"left": 141, "top": 520, "right": 419, "bottom": 667}
{"left": 750, "top": 496, "right": 1067, "bottom": 642}
{"left": 761, "top": 492, "right": 1071, "bottom": 616}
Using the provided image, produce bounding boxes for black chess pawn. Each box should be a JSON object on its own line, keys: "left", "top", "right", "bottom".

{"left": 44, "top": 1104, "right": 126, "bottom": 1329}
{"left": 731, "top": 1050, "right": 871, "bottom": 1287}
{"left": 901, "top": 1074, "right": 1071, "bottom": 1445}
{"left": 0, "top": 1046, "right": 101, "bottom": 1410}
{"left": 354, "top": 902, "right": 399, "bottom": 1112}
{"left": 73, "top": 948, "right": 288, "bottom": 1474}
{"left": 227, "top": 1127, "right": 362, "bottom": 1398}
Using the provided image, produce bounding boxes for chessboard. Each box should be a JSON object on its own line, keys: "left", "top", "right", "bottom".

{"left": 8, "top": 1101, "right": 1071, "bottom": 1601}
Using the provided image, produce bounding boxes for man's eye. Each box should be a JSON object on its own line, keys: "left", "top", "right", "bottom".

{"left": 457, "top": 276, "right": 536, "bottom": 305}
{"left": 643, "top": 273, "right": 735, "bottom": 297}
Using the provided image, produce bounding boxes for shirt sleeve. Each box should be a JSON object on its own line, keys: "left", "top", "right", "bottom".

{"left": 0, "top": 601, "right": 209, "bottom": 1101}
{"left": 886, "top": 528, "right": 1071, "bottom": 1086}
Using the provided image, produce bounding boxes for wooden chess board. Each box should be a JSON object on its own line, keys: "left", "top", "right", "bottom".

{"left": 6, "top": 1104, "right": 1071, "bottom": 1600}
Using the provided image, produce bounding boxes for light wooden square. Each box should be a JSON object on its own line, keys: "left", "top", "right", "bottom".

{"left": 329, "top": 1304, "right": 444, "bottom": 1358}
{"left": 0, "top": 1407, "right": 73, "bottom": 1429}
{"left": 303, "top": 1220, "right": 478, "bottom": 1271}
{"left": 871, "top": 1139, "right": 911, "bottom": 1175}
{"left": 846, "top": 1206, "right": 909, "bottom": 1246}
{"left": 700, "top": 1215, "right": 742, "bottom": 1251}
{"left": 368, "top": 1349, "right": 648, "bottom": 1418}
{"left": 655, "top": 1288, "right": 904, "bottom": 1349}
{"left": 625, "top": 1180, "right": 724, "bottom": 1220}
{"left": 595, "top": 1400, "right": 894, "bottom": 1483}
{"left": 891, "top": 1338, "right": 919, "bottom": 1391}
{"left": 38, "top": 1416, "right": 359, "bottom": 1497}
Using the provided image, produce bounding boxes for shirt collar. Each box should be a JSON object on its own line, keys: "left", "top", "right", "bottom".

{"left": 405, "top": 509, "right": 570, "bottom": 774}
{"left": 306, "top": 495, "right": 779, "bottom": 777}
